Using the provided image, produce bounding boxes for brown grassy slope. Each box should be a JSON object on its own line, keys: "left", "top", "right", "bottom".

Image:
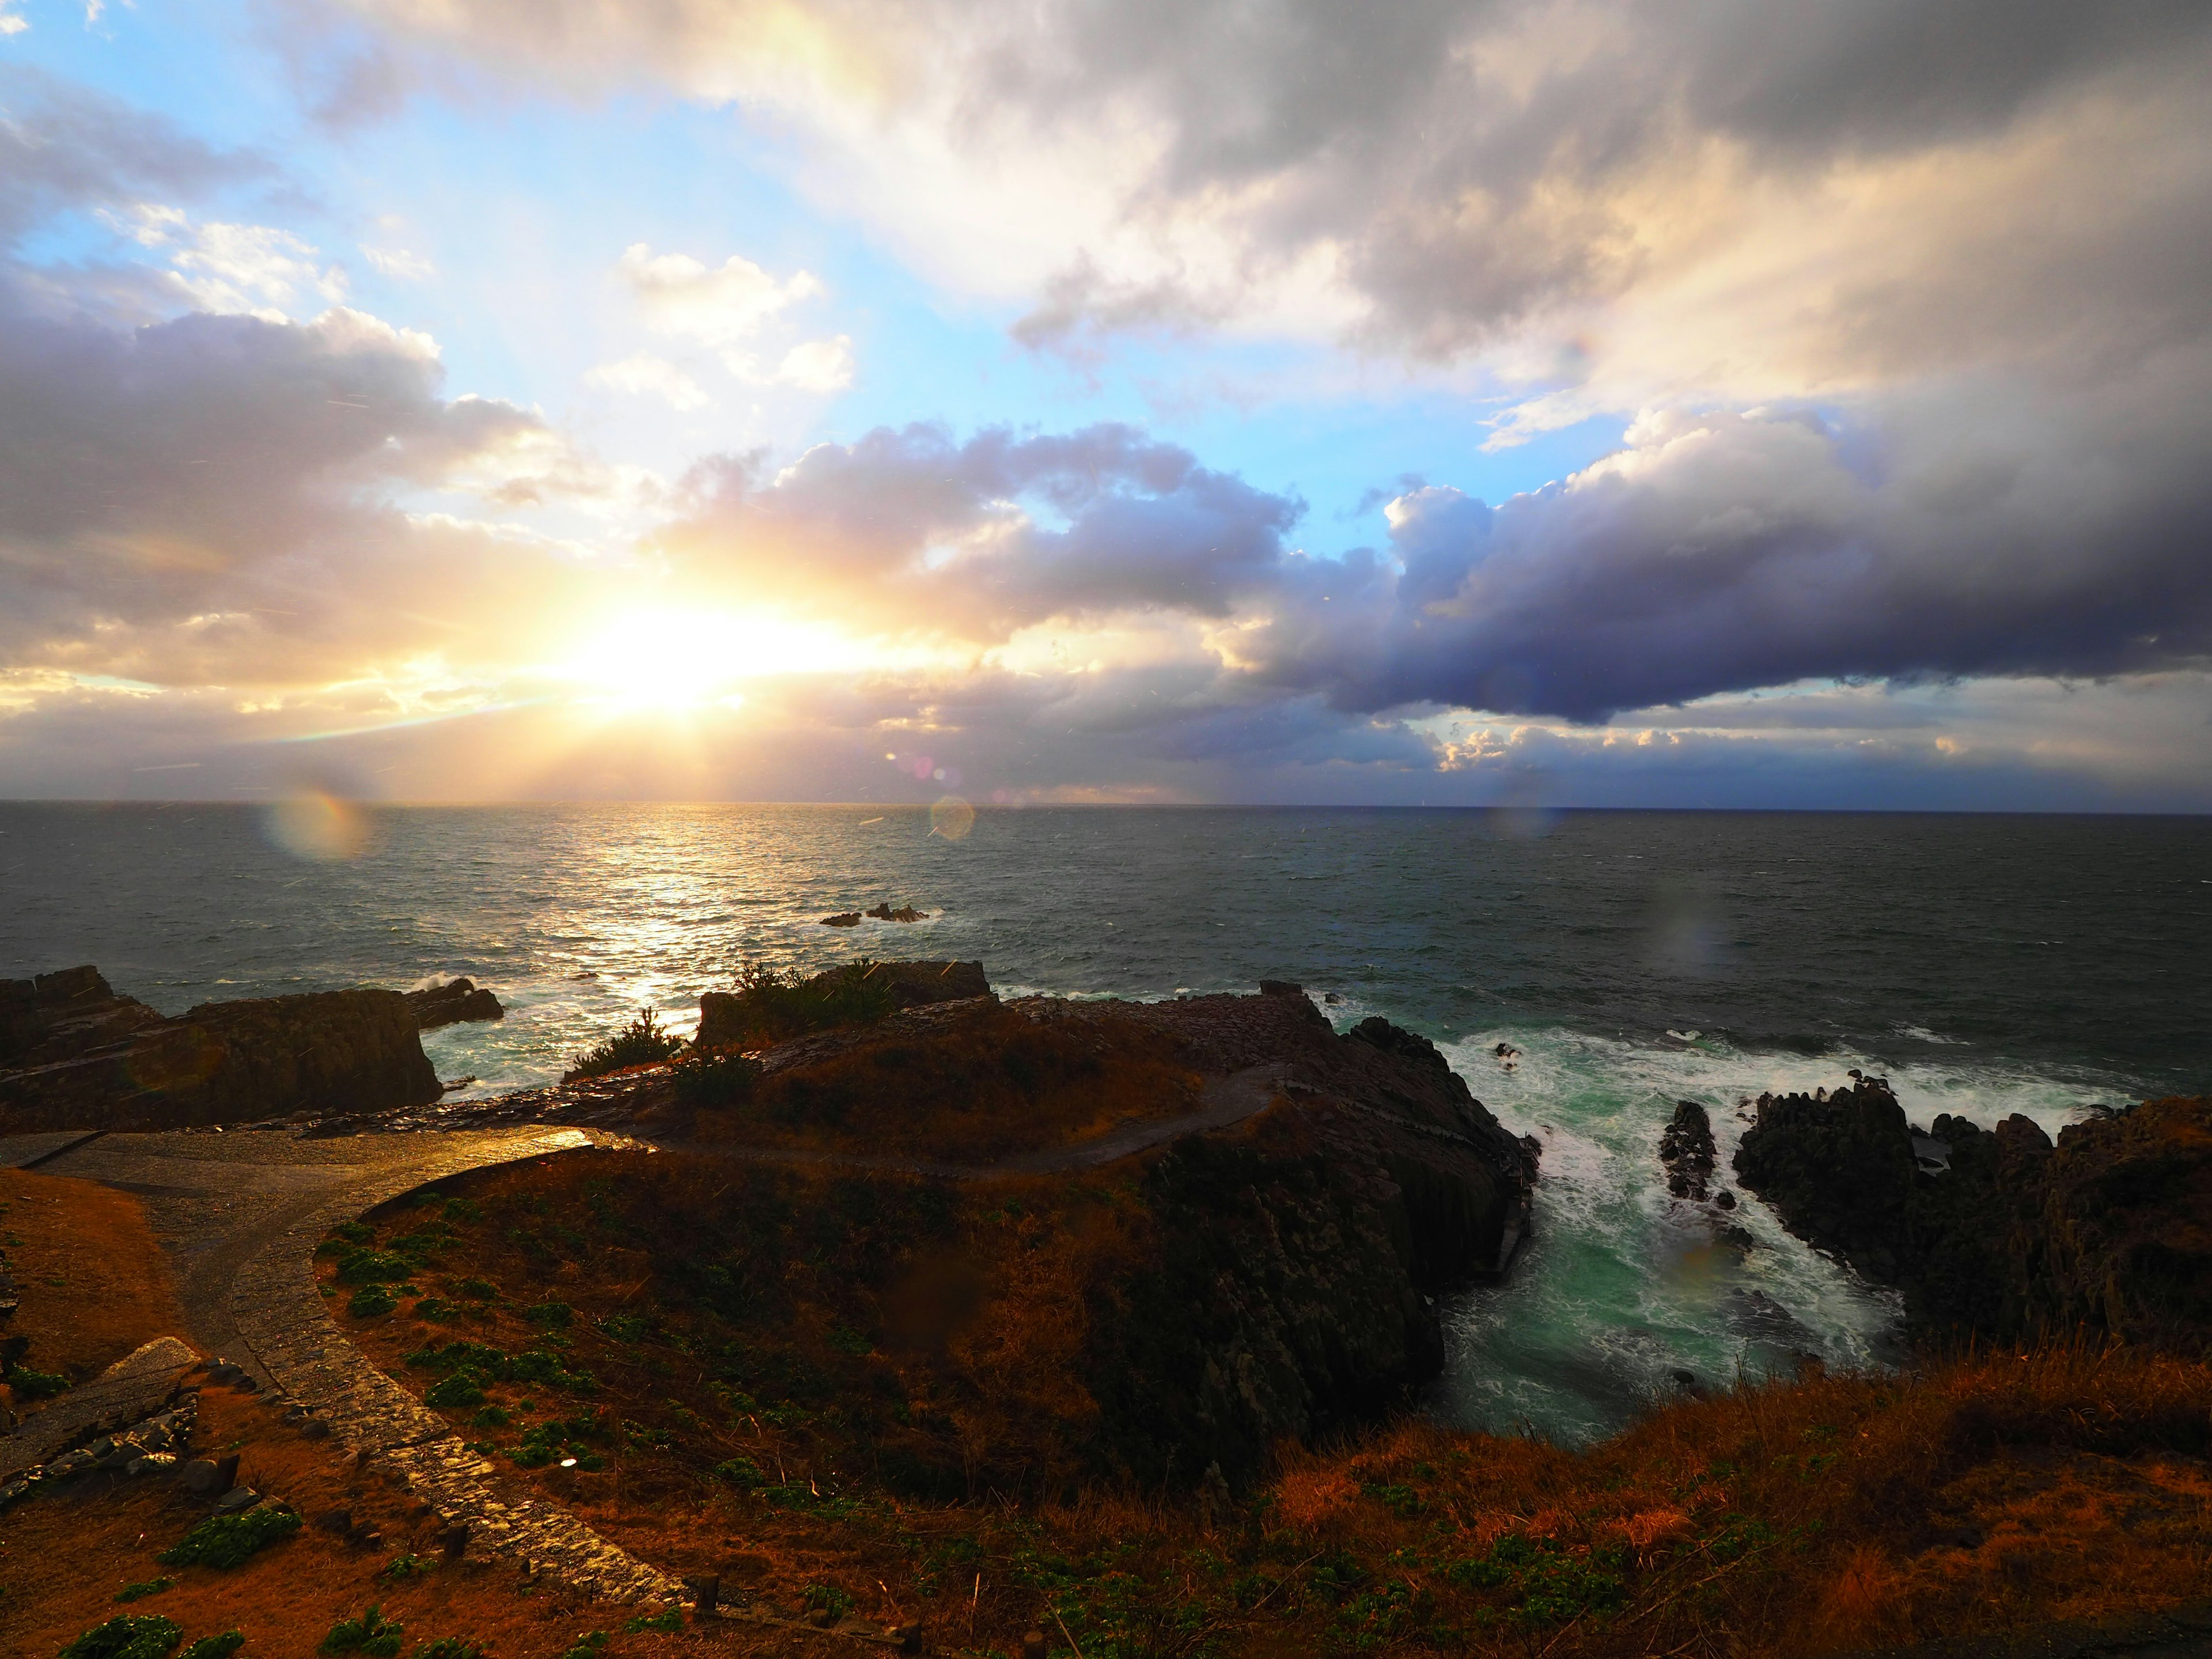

{"left": 326, "top": 1152, "right": 2212, "bottom": 1658}
{"left": 0, "top": 1385, "right": 732, "bottom": 1659}
{"left": 689, "top": 999, "right": 1207, "bottom": 1162}
{"left": 1, "top": 1166, "right": 180, "bottom": 1392}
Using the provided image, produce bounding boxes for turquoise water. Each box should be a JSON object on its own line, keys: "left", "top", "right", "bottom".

{"left": 3, "top": 802, "right": 2205, "bottom": 1440}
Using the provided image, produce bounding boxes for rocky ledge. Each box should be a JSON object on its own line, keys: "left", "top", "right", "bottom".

{"left": 1734, "top": 1078, "right": 2212, "bottom": 1350}
{"left": 402, "top": 977, "right": 504, "bottom": 1031}
{"left": 0, "top": 965, "right": 441, "bottom": 1134}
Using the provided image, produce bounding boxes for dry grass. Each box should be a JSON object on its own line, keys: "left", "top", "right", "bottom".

{"left": 315, "top": 1153, "right": 2212, "bottom": 1658}
{"left": 0, "top": 1386, "right": 741, "bottom": 1658}
{"left": 1, "top": 1166, "right": 181, "bottom": 1392}
{"left": 692, "top": 1003, "right": 1206, "bottom": 1162}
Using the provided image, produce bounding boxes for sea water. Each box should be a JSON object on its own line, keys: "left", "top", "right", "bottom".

{"left": 2, "top": 803, "right": 2205, "bottom": 1441}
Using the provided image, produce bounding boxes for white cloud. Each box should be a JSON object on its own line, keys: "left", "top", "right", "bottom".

{"left": 773, "top": 334, "right": 854, "bottom": 392}
{"left": 0, "top": 8, "right": 28, "bottom": 34}
{"left": 359, "top": 243, "right": 435, "bottom": 281}
{"left": 583, "top": 352, "right": 711, "bottom": 410}
{"left": 615, "top": 242, "right": 821, "bottom": 347}
{"left": 108, "top": 204, "right": 349, "bottom": 319}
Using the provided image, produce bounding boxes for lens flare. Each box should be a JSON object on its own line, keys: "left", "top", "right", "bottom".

{"left": 267, "top": 791, "right": 371, "bottom": 861}
{"left": 929, "top": 796, "right": 976, "bottom": 840}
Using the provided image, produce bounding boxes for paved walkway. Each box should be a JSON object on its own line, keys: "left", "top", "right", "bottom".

{"left": 10, "top": 1122, "right": 685, "bottom": 1605}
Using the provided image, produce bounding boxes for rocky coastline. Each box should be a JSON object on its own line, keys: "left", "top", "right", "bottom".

{"left": 1734, "top": 1077, "right": 2212, "bottom": 1351}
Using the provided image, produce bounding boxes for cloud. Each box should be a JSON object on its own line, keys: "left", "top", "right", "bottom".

{"left": 585, "top": 352, "right": 711, "bottom": 410}
{"left": 107, "top": 204, "right": 350, "bottom": 317}
{"left": 659, "top": 420, "right": 1302, "bottom": 638}
{"left": 359, "top": 243, "right": 434, "bottom": 280}
{"left": 773, "top": 334, "right": 854, "bottom": 392}
{"left": 1241, "top": 381, "right": 2212, "bottom": 722}
{"left": 616, "top": 243, "right": 822, "bottom": 349}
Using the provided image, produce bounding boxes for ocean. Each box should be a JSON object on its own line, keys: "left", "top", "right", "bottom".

{"left": 2, "top": 801, "right": 2206, "bottom": 1441}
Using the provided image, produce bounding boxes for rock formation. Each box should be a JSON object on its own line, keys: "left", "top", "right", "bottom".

{"left": 401, "top": 978, "right": 504, "bottom": 1030}
{"left": 1734, "top": 1080, "right": 2212, "bottom": 1351}
{"left": 694, "top": 959, "right": 989, "bottom": 1051}
{"left": 960, "top": 983, "right": 1531, "bottom": 1484}
{"left": 1659, "top": 1099, "right": 1717, "bottom": 1200}
{"left": 0, "top": 966, "right": 440, "bottom": 1133}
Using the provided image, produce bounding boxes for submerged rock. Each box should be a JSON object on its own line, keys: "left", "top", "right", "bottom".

{"left": 402, "top": 977, "right": 504, "bottom": 1030}
{"left": 0, "top": 965, "right": 440, "bottom": 1133}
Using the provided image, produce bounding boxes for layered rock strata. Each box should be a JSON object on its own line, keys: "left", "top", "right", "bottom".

{"left": 0, "top": 966, "right": 440, "bottom": 1133}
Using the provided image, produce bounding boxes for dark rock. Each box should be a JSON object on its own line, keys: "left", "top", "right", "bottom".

{"left": 863, "top": 903, "right": 930, "bottom": 922}
{"left": 820, "top": 912, "right": 862, "bottom": 927}
{"left": 179, "top": 1459, "right": 220, "bottom": 1495}
{"left": 1072, "top": 995, "right": 1536, "bottom": 1488}
{"left": 1660, "top": 1100, "right": 1717, "bottom": 1202}
{"left": 1714, "top": 1188, "right": 1737, "bottom": 1210}
{"left": 1257, "top": 980, "right": 1305, "bottom": 999}
{"left": 0, "top": 967, "right": 439, "bottom": 1133}
{"left": 402, "top": 978, "right": 504, "bottom": 1031}
{"left": 1733, "top": 1080, "right": 1916, "bottom": 1281}
{"left": 313, "top": 1507, "right": 354, "bottom": 1534}
{"left": 1737, "top": 1083, "right": 2212, "bottom": 1352}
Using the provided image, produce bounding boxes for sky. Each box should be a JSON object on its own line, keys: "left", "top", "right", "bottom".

{"left": 1, "top": 1, "right": 2209, "bottom": 809}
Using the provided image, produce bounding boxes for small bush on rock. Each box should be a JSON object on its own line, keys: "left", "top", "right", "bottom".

{"left": 179, "top": 1637, "right": 244, "bottom": 1659}
{"left": 672, "top": 1047, "right": 762, "bottom": 1108}
{"left": 564, "top": 1008, "right": 681, "bottom": 1081}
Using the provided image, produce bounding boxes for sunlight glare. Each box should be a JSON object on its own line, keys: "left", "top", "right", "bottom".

{"left": 563, "top": 608, "right": 867, "bottom": 709}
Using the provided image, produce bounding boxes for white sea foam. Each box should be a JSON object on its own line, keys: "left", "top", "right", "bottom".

{"left": 1432, "top": 1025, "right": 2105, "bottom": 1443}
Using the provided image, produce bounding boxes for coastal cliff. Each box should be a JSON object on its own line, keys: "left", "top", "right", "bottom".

{"left": 1735, "top": 1080, "right": 2212, "bottom": 1349}
{"left": 0, "top": 965, "right": 441, "bottom": 1133}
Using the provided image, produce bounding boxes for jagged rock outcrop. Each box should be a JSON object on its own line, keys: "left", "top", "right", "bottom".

{"left": 1049, "top": 985, "right": 1535, "bottom": 1486}
{"left": 1735, "top": 1081, "right": 2212, "bottom": 1351}
{"left": 0, "top": 966, "right": 440, "bottom": 1133}
{"left": 402, "top": 978, "right": 504, "bottom": 1030}
{"left": 1660, "top": 1100, "right": 1717, "bottom": 1200}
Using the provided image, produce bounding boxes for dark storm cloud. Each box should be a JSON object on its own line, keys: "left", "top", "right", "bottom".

{"left": 661, "top": 421, "right": 1302, "bottom": 636}
{"left": 1244, "top": 395, "right": 2212, "bottom": 723}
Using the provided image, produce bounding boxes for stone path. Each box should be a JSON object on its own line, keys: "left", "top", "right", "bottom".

{"left": 8, "top": 1123, "right": 686, "bottom": 1605}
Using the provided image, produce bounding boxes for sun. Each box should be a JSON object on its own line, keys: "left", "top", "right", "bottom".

{"left": 562, "top": 608, "right": 866, "bottom": 710}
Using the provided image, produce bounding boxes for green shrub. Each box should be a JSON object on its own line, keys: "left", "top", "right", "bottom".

{"left": 334, "top": 1250, "right": 414, "bottom": 1286}
{"left": 5, "top": 1364, "right": 69, "bottom": 1399}
{"left": 425, "top": 1372, "right": 487, "bottom": 1410}
{"left": 802, "top": 1584, "right": 856, "bottom": 1621}
{"left": 701, "top": 960, "right": 901, "bottom": 1050}
{"left": 412, "top": 1639, "right": 487, "bottom": 1658}
{"left": 672, "top": 1047, "right": 762, "bottom": 1108}
{"left": 59, "top": 1615, "right": 183, "bottom": 1658}
{"left": 555, "top": 1635, "right": 608, "bottom": 1659}
{"left": 623, "top": 1608, "right": 684, "bottom": 1633}
{"left": 113, "top": 1578, "right": 176, "bottom": 1603}
{"left": 713, "top": 1456, "right": 764, "bottom": 1487}
{"left": 564, "top": 1008, "right": 681, "bottom": 1081}
{"left": 320, "top": 1605, "right": 403, "bottom": 1656}
{"left": 524, "top": 1301, "right": 573, "bottom": 1328}
{"left": 347, "top": 1286, "right": 397, "bottom": 1319}
{"left": 157, "top": 1506, "right": 301, "bottom": 1570}
{"left": 180, "top": 1637, "right": 245, "bottom": 1659}
{"left": 377, "top": 1554, "right": 433, "bottom": 1581}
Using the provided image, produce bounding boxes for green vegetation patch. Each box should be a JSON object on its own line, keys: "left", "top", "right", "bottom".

{"left": 59, "top": 1615, "right": 183, "bottom": 1659}
{"left": 179, "top": 1637, "right": 245, "bottom": 1659}
{"left": 319, "top": 1605, "right": 404, "bottom": 1656}
{"left": 565, "top": 1007, "right": 683, "bottom": 1081}
{"left": 157, "top": 1505, "right": 302, "bottom": 1570}
{"left": 113, "top": 1578, "right": 176, "bottom": 1603}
